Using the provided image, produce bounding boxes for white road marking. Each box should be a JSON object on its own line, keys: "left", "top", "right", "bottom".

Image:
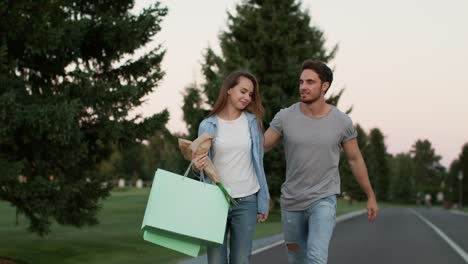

{"left": 252, "top": 240, "right": 285, "bottom": 255}
{"left": 411, "top": 209, "right": 468, "bottom": 263}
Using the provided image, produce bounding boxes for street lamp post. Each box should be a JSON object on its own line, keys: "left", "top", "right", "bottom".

{"left": 459, "top": 172, "right": 464, "bottom": 209}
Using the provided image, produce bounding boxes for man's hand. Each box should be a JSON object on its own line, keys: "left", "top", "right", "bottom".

{"left": 342, "top": 139, "right": 378, "bottom": 222}
{"left": 367, "top": 196, "right": 378, "bottom": 222}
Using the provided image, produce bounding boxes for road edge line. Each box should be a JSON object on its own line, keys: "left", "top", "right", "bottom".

{"left": 252, "top": 239, "right": 285, "bottom": 255}
{"left": 410, "top": 209, "right": 468, "bottom": 263}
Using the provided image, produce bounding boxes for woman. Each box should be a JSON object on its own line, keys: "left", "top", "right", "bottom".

{"left": 193, "top": 70, "right": 270, "bottom": 264}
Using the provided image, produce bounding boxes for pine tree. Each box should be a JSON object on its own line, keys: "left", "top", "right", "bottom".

{"left": 410, "top": 139, "right": 443, "bottom": 195}
{"left": 366, "top": 128, "right": 390, "bottom": 201}
{"left": 0, "top": 1, "right": 168, "bottom": 235}
{"left": 447, "top": 159, "right": 461, "bottom": 203}
{"left": 389, "top": 154, "right": 416, "bottom": 203}
{"left": 456, "top": 143, "right": 468, "bottom": 205}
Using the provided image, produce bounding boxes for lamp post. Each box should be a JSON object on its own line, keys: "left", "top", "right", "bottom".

{"left": 459, "top": 172, "right": 464, "bottom": 209}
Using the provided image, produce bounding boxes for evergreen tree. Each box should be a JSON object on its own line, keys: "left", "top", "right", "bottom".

{"left": 181, "top": 0, "right": 347, "bottom": 204}
{"left": 456, "top": 143, "right": 468, "bottom": 205}
{"left": 410, "top": 139, "right": 443, "bottom": 196}
{"left": 389, "top": 153, "right": 416, "bottom": 203}
{"left": 0, "top": 1, "right": 168, "bottom": 235}
{"left": 446, "top": 159, "right": 461, "bottom": 203}
{"left": 119, "top": 143, "right": 147, "bottom": 181}
{"left": 182, "top": 83, "right": 210, "bottom": 138}
{"left": 366, "top": 128, "right": 390, "bottom": 201}
{"left": 355, "top": 124, "right": 369, "bottom": 151}
{"left": 97, "top": 144, "right": 122, "bottom": 180}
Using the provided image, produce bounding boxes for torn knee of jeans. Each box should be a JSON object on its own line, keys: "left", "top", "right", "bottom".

{"left": 286, "top": 243, "right": 300, "bottom": 252}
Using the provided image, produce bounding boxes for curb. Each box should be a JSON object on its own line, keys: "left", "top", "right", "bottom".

{"left": 450, "top": 210, "right": 468, "bottom": 217}
{"left": 178, "top": 209, "right": 366, "bottom": 264}
{"left": 336, "top": 209, "right": 367, "bottom": 223}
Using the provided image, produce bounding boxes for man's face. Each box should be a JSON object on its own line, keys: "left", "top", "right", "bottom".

{"left": 299, "top": 69, "right": 328, "bottom": 104}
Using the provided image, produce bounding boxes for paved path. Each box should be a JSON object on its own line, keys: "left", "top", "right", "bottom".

{"left": 179, "top": 210, "right": 365, "bottom": 264}
{"left": 251, "top": 208, "right": 468, "bottom": 264}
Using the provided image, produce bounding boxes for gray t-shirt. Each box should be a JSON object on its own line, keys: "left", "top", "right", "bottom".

{"left": 270, "top": 103, "right": 357, "bottom": 210}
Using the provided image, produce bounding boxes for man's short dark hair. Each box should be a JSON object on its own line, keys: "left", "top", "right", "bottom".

{"left": 301, "top": 59, "right": 333, "bottom": 86}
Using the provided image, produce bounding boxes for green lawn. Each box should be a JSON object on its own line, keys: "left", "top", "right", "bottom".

{"left": 451, "top": 207, "right": 468, "bottom": 214}
{"left": 0, "top": 188, "right": 378, "bottom": 264}
{"left": 0, "top": 188, "right": 186, "bottom": 264}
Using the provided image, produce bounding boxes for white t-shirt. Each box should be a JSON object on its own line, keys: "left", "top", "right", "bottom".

{"left": 213, "top": 113, "right": 260, "bottom": 198}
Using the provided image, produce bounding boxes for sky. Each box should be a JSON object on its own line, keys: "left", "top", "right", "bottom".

{"left": 133, "top": 0, "right": 468, "bottom": 167}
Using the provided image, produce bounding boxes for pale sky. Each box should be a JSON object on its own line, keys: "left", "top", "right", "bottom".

{"left": 133, "top": 0, "right": 468, "bottom": 167}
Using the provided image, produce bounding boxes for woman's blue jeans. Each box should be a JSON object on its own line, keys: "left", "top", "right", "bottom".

{"left": 281, "top": 195, "right": 337, "bottom": 264}
{"left": 207, "top": 193, "right": 258, "bottom": 264}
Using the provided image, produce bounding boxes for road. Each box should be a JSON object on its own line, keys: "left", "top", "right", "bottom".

{"left": 252, "top": 208, "right": 468, "bottom": 264}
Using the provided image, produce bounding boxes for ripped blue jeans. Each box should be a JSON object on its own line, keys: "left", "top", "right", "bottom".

{"left": 281, "top": 195, "right": 337, "bottom": 264}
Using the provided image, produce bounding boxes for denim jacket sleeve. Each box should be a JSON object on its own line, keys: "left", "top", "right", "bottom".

{"left": 192, "top": 120, "right": 214, "bottom": 183}
{"left": 251, "top": 121, "right": 270, "bottom": 215}
{"left": 197, "top": 120, "right": 207, "bottom": 137}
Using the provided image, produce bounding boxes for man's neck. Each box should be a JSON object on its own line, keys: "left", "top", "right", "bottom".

{"left": 300, "top": 100, "right": 332, "bottom": 119}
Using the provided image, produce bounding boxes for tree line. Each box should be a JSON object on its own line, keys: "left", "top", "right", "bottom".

{"left": 103, "top": 123, "right": 468, "bottom": 209}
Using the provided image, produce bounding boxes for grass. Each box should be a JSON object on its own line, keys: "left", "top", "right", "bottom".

{"left": 0, "top": 188, "right": 186, "bottom": 264}
{"left": 451, "top": 207, "right": 468, "bottom": 214}
{"left": 458, "top": 206, "right": 468, "bottom": 213}
{"left": 0, "top": 188, "right": 388, "bottom": 264}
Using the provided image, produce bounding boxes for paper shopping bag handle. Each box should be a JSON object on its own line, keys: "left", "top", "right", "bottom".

{"left": 183, "top": 160, "right": 206, "bottom": 184}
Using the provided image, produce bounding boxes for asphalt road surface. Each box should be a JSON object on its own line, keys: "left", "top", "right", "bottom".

{"left": 252, "top": 208, "right": 468, "bottom": 264}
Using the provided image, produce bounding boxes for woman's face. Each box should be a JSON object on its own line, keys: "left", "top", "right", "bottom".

{"left": 227, "top": 76, "right": 254, "bottom": 110}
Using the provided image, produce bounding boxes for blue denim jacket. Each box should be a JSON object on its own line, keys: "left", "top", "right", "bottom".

{"left": 198, "top": 112, "right": 270, "bottom": 214}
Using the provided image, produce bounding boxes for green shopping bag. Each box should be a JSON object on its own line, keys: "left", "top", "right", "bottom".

{"left": 141, "top": 164, "right": 229, "bottom": 257}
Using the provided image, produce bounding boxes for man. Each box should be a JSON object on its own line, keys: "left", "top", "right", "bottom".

{"left": 424, "top": 193, "right": 432, "bottom": 209}
{"left": 264, "top": 59, "right": 378, "bottom": 264}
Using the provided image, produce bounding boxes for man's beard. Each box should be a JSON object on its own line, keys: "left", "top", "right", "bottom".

{"left": 300, "top": 93, "right": 321, "bottom": 104}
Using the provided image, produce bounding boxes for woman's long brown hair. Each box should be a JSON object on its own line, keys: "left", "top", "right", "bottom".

{"left": 207, "top": 71, "right": 264, "bottom": 131}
